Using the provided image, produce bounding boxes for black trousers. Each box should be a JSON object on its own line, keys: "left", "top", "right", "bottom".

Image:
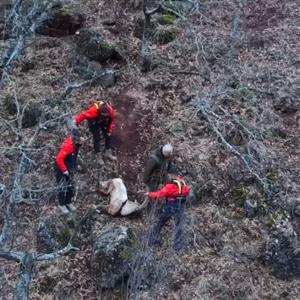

{"left": 54, "top": 164, "right": 75, "bottom": 206}
{"left": 149, "top": 201, "right": 185, "bottom": 251}
{"left": 88, "top": 121, "right": 110, "bottom": 153}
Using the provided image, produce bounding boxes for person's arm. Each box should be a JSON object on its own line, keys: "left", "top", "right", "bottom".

{"left": 56, "top": 139, "right": 74, "bottom": 173}
{"left": 147, "top": 184, "right": 177, "bottom": 199}
{"left": 143, "top": 158, "right": 157, "bottom": 184}
{"left": 167, "top": 160, "right": 177, "bottom": 173}
{"left": 107, "top": 105, "right": 115, "bottom": 134}
{"left": 74, "top": 105, "right": 98, "bottom": 125}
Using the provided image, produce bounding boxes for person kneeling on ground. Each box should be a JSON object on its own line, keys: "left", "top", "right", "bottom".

{"left": 74, "top": 100, "right": 116, "bottom": 165}
{"left": 145, "top": 175, "right": 190, "bottom": 252}
{"left": 99, "top": 178, "right": 147, "bottom": 216}
{"left": 54, "top": 132, "right": 83, "bottom": 214}
{"left": 143, "top": 144, "right": 175, "bottom": 192}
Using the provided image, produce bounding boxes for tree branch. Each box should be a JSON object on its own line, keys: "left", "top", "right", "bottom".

{"left": 35, "top": 243, "right": 79, "bottom": 261}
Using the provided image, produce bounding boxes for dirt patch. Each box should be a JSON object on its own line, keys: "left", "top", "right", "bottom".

{"left": 111, "top": 90, "right": 154, "bottom": 197}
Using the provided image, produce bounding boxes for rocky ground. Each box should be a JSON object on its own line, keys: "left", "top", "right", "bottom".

{"left": 0, "top": 0, "right": 300, "bottom": 299}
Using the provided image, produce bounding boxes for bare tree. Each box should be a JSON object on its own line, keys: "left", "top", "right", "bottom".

{"left": 0, "top": 80, "right": 82, "bottom": 299}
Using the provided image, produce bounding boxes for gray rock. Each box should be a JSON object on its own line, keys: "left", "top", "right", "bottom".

{"left": 74, "top": 60, "right": 116, "bottom": 87}
{"left": 227, "top": 157, "right": 255, "bottom": 184}
{"left": 287, "top": 197, "right": 300, "bottom": 216}
{"left": 244, "top": 199, "right": 258, "bottom": 218}
{"left": 75, "top": 29, "right": 121, "bottom": 63}
{"left": 3, "top": 96, "right": 41, "bottom": 128}
{"left": 36, "top": 3, "right": 85, "bottom": 37}
{"left": 274, "top": 88, "right": 300, "bottom": 113}
{"left": 262, "top": 220, "right": 300, "bottom": 279}
{"left": 92, "top": 225, "right": 137, "bottom": 289}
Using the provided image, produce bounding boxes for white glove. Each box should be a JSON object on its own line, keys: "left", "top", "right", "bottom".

{"left": 63, "top": 170, "right": 69, "bottom": 176}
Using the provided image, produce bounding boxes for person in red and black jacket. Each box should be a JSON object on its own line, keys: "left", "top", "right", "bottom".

{"left": 145, "top": 176, "right": 190, "bottom": 252}
{"left": 74, "top": 101, "right": 116, "bottom": 165}
{"left": 54, "top": 133, "right": 82, "bottom": 214}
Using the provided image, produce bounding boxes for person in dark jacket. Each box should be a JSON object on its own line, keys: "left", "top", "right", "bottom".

{"left": 143, "top": 144, "right": 174, "bottom": 192}
{"left": 54, "top": 133, "right": 82, "bottom": 214}
{"left": 74, "top": 100, "right": 116, "bottom": 165}
{"left": 145, "top": 176, "right": 190, "bottom": 251}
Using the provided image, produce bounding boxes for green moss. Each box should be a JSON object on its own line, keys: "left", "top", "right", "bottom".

{"left": 57, "top": 226, "right": 71, "bottom": 247}
{"left": 232, "top": 186, "right": 249, "bottom": 204}
{"left": 266, "top": 208, "right": 285, "bottom": 228}
{"left": 58, "top": 4, "right": 79, "bottom": 16}
{"left": 164, "top": 1, "right": 174, "bottom": 9}
{"left": 158, "top": 14, "right": 176, "bottom": 25}
{"left": 266, "top": 171, "right": 277, "bottom": 182}
{"left": 156, "top": 27, "right": 177, "bottom": 44}
{"left": 100, "top": 41, "right": 113, "bottom": 49}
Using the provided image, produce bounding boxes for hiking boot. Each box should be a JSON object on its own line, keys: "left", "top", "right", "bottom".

{"left": 103, "top": 149, "right": 117, "bottom": 161}
{"left": 95, "top": 153, "right": 105, "bottom": 166}
{"left": 59, "top": 205, "right": 69, "bottom": 215}
{"left": 66, "top": 203, "right": 76, "bottom": 212}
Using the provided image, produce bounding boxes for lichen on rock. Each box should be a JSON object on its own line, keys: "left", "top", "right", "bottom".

{"left": 92, "top": 225, "right": 138, "bottom": 289}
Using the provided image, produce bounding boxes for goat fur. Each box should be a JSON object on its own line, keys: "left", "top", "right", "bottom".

{"left": 99, "top": 178, "right": 147, "bottom": 216}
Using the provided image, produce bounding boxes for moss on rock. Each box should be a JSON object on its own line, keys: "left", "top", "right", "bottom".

{"left": 232, "top": 185, "right": 250, "bottom": 205}
{"left": 156, "top": 27, "right": 178, "bottom": 44}
{"left": 158, "top": 14, "right": 176, "bottom": 25}
{"left": 76, "top": 29, "right": 121, "bottom": 63}
{"left": 36, "top": 3, "right": 85, "bottom": 37}
{"left": 57, "top": 226, "right": 71, "bottom": 247}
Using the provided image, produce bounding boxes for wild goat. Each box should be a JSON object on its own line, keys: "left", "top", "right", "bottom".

{"left": 99, "top": 178, "right": 147, "bottom": 216}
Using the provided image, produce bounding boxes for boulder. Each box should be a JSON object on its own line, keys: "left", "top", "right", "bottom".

{"left": 157, "top": 14, "right": 176, "bottom": 25}
{"left": 73, "top": 59, "right": 116, "bottom": 87}
{"left": 156, "top": 27, "right": 178, "bottom": 44}
{"left": 92, "top": 225, "right": 137, "bottom": 289}
{"left": 36, "top": 3, "right": 85, "bottom": 37}
{"left": 227, "top": 157, "right": 255, "bottom": 184}
{"left": 3, "top": 96, "right": 41, "bottom": 128}
{"left": 262, "top": 220, "right": 300, "bottom": 279}
{"left": 287, "top": 197, "right": 300, "bottom": 216}
{"left": 274, "top": 87, "right": 300, "bottom": 113}
{"left": 75, "top": 29, "right": 121, "bottom": 63}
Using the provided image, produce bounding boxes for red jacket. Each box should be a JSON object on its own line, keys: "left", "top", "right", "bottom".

{"left": 56, "top": 136, "right": 76, "bottom": 173}
{"left": 74, "top": 102, "right": 115, "bottom": 134}
{"left": 147, "top": 178, "right": 190, "bottom": 201}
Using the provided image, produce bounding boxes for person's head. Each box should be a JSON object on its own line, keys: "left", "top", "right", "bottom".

{"left": 162, "top": 144, "right": 173, "bottom": 158}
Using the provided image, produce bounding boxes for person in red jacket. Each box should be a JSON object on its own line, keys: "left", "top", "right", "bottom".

{"left": 54, "top": 133, "right": 82, "bottom": 214}
{"left": 74, "top": 100, "right": 116, "bottom": 165}
{"left": 145, "top": 176, "right": 190, "bottom": 252}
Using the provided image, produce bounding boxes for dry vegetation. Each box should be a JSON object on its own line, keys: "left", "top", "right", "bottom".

{"left": 0, "top": 0, "right": 299, "bottom": 299}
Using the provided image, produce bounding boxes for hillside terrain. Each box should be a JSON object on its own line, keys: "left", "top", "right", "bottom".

{"left": 0, "top": 0, "right": 300, "bottom": 299}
